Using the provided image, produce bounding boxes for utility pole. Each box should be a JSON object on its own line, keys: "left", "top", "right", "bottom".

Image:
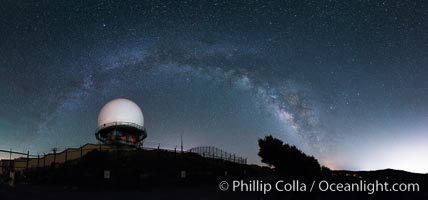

{"left": 26, "top": 151, "right": 29, "bottom": 170}
{"left": 52, "top": 148, "right": 57, "bottom": 164}
{"left": 180, "top": 134, "right": 184, "bottom": 153}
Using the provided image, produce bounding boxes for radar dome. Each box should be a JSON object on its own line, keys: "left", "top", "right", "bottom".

{"left": 98, "top": 98, "right": 144, "bottom": 128}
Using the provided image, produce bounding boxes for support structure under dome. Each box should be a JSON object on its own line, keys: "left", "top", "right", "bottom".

{"left": 95, "top": 122, "right": 147, "bottom": 146}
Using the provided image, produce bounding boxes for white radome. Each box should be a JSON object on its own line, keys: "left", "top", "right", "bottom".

{"left": 98, "top": 98, "right": 144, "bottom": 128}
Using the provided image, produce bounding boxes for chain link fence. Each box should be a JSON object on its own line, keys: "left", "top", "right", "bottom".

{"left": 0, "top": 142, "right": 246, "bottom": 179}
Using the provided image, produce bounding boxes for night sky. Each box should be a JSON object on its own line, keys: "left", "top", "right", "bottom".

{"left": 0, "top": 0, "right": 427, "bottom": 173}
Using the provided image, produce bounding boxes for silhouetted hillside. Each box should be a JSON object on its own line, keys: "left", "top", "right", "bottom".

{"left": 333, "top": 169, "right": 428, "bottom": 186}
{"left": 23, "top": 148, "right": 271, "bottom": 187}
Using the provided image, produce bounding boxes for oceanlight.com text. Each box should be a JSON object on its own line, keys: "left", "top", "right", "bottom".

{"left": 219, "top": 180, "right": 420, "bottom": 194}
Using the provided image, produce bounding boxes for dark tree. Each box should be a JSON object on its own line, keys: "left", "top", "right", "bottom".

{"left": 258, "top": 135, "right": 284, "bottom": 167}
{"left": 258, "top": 135, "right": 326, "bottom": 179}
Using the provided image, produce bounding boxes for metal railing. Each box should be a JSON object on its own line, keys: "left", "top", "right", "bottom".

{"left": 95, "top": 121, "right": 145, "bottom": 132}
{"left": 189, "top": 146, "right": 247, "bottom": 165}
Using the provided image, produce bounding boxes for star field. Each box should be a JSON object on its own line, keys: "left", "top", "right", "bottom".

{"left": 0, "top": 0, "right": 427, "bottom": 172}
